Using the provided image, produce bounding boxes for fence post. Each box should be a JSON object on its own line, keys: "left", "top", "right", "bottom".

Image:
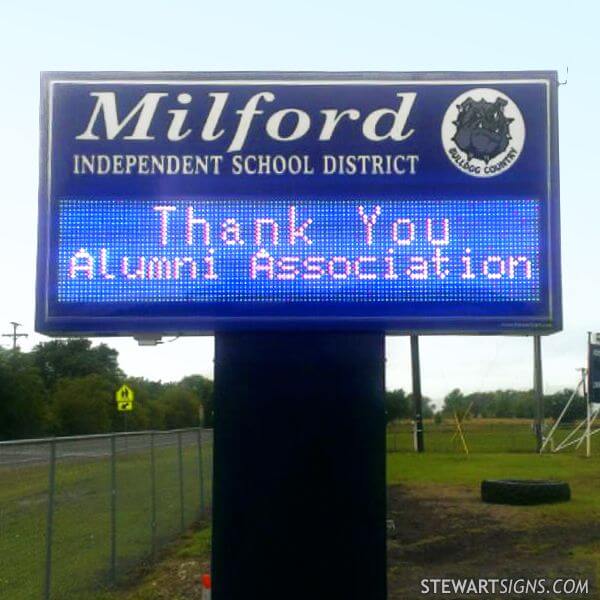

{"left": 177, "top": 431, "right": 185, "bottom": 534}
{"left": 197, "top": 428, "right": 205, "bottom": 516}
{"left": 150, "top": 432, "right": 157, "bottom": 562}
{"left": 110, "top": 434, "right": 117, "bottom": 585}
{"left": 44, "top": 439, "right": 57, "bottom": 600}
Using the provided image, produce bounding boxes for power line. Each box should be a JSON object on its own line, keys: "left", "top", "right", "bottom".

{"left": 1, "top": 321, "right": 29, "bottom": 351}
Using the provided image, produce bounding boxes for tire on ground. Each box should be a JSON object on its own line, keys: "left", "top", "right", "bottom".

{"left": 481, "top": 479, "right": 571, "bottom": 505}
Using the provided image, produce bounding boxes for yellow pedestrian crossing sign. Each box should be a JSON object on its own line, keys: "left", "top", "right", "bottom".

{"left": 116, "top": 385, "right": 134, "bottom": 412}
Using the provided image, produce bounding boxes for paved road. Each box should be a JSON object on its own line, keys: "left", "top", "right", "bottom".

{"left": 0, "top": 429, "right": 213, "bottom": 467}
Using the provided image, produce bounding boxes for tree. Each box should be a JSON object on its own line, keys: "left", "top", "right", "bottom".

{"left": 180, "top": 374, "right": 214, "bottom": 426}
{"left": 442, "top": 388, "right": 468, "bottom": 415}
{"left": 385, "top": 389, "right": 409, "bottom": 423}
{"left": 406, "top": 393, "right": 435, "bottom": 418}
{"left": 545, "top": 388, "right": 584, "bottom": 422}
{"left": 385, "top": 390, "right": 436, "bottom": 424}
{"left": 32, "top": 339, "right": 123, "bottom": 391}
{"left": 50, "top": 374, "right": 114, "bottom": 435}
{"left": 0, "top": 348, "right": 47, "bottom": 439}
{"left": 162, "top": 385, "right": 202, "bottom": 429}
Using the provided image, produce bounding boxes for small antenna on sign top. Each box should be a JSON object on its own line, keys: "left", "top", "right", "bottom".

{"left": 558, "top": 66, "right": 569, "bottom": 86}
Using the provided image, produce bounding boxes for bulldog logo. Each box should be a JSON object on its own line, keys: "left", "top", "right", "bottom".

{"left": 441, "top": 88, "right": 525, "bottom": 178}
{"left": 453, "top": 97, "right": 513, "bottom": 163}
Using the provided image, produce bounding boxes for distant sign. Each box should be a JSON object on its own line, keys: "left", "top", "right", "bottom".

{"left": 36, "top": 71, "right": 561, "bottom": 335}
{"left": 116, "top": 384, "right": 134, "bottom": 411}
{"left": 589, "top": 338, "right": 600, "bottom": 403}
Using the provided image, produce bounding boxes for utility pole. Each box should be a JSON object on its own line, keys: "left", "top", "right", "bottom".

{"left": 583, "top": 368, "right": 591, "bottom": 458}
{"left": 1, "top": 321, "right": 28, "bottom": 351}
{"left": 586, "top": 331, "right": 592, "bottom": 458}
{"left": 533, "top": 335, "right": 544, "bottom": 453}
{"left": 411, "top": 335, "right": 425, "bottom": 453}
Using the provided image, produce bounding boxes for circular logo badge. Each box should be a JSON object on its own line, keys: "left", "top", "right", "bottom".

{"left": 441, "top": 88, "right": 525, "bottom": 177}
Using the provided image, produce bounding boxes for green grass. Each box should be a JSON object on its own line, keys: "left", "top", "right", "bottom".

{"left": 387, "top": 451, "right": 600, "bottom": 521}
{"left": 90, "top": 526, "right": 212, "bottom": 600}
{"left": 387, "top": 418, "right": 600, "bottom": 455}
{"left": 2, "top": 421, "right": 598, "bottom": 599}
{"left": 95, "top": 448, "right": 600, "bottom": 600}
{"left": 0, "top": 439, "right": 212, "bottom": 600}
{"left": 385, "top": 450, "right": 600, "bottom": 598}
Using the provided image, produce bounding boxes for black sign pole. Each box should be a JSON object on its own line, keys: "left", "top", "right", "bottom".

{"left": 212, "top": 332, "right": 387, "bottom": 600}
{"left": 410, "top": 335, "right": 425, "bottom": 453}
{"left": 533, "top": 335, "right": 544, "bottom": 453}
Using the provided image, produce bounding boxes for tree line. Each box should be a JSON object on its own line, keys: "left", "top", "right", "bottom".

{"left": 1, "top": 339, "right": 585, "bottom": 440}
{"left": 0, "top": 339, "right": 213, "bottom": 440}
{"left": 385, "top": 387, "right": 585, "bottom": 423}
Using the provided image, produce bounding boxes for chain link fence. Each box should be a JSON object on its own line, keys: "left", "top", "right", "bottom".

{"left": 386, "top": 419, "right": 598, "bottom": 454}
{"left": 6, "top": 420, "right": 589, "bottom": 598}
{"left": 387, "top": 420, "right": 538, "bottom": 453}
{"left": 0, "top": 428, "right": 213, "bottom": 600}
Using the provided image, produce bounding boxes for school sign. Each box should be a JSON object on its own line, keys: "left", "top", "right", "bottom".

{"left": 36, "top": 71, "right": 561, "bottom": 335}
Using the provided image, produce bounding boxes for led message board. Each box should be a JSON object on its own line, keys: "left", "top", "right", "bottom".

{"left": 37, "top": 72, "right": 561, "bottom": 335}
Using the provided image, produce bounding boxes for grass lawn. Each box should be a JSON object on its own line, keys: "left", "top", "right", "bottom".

{"left": 387, "top": 417, "right": 600, "bottom": 455}
{"left": 91, "top": 526, "right": 212, "bottom": 600}
{"left": 0, "top": 439, "right": 212, "bottom": 600}
{"left": 386, "top": 451, "right": 600, "bottom": 598}
{"left": 93, "top": 450, "right": 600, "bottom": 600}
{"left": 388, "top": 451, "right": 600, "bottom": 522}
{"left": 3, "top": 421, "right": 599, "bottom": 599}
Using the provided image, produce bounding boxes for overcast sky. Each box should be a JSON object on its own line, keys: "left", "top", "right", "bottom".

{"left": 0, "top": 0, "right": 597, "bottom": 404}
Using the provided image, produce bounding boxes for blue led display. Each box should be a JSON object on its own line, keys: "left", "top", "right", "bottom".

{"left": 58, "top": 198, "right": 541, "bottom": 304}
{"left": 36, "top": 72, "right": 561, "bottom": 334}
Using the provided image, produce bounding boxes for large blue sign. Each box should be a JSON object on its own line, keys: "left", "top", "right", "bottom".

{"left": 37, "top": 72, "right": 561, "bottom": 335}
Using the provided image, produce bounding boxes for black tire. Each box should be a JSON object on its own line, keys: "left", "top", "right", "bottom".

{"left": 481, "top": 479, "right": 571, "bottom": 505}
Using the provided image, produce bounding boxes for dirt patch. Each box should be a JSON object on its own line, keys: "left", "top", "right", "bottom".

{"left": 107, "top": 528, "right": 211, "bottom": 600}
{"left": 387, "top": 484, "right": 599, "bottom": 598}
{"left": 111, "top": 489, "right": 599, "bottom": 599}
